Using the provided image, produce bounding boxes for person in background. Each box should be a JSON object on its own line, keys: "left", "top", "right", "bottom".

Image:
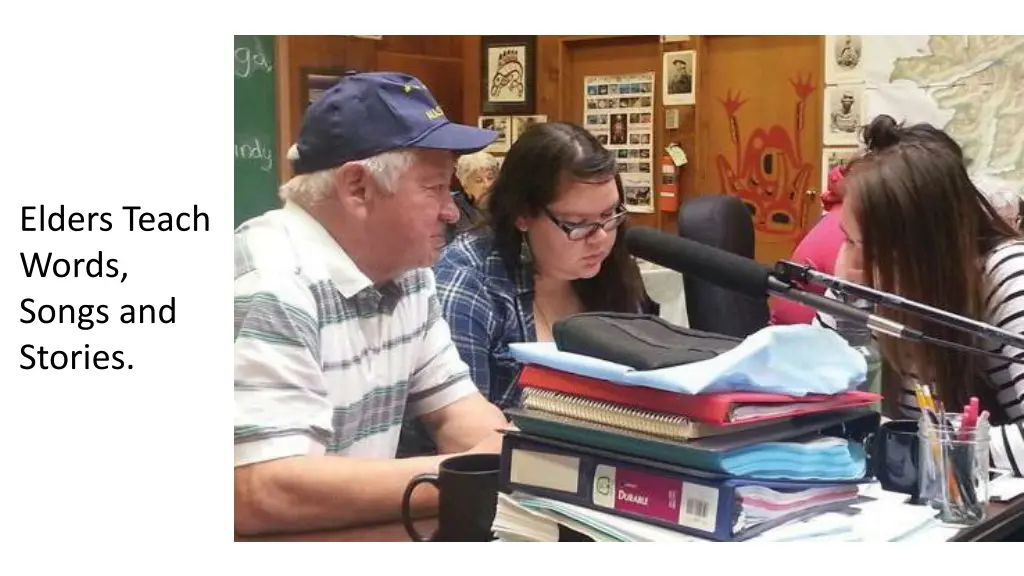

{"left": 769, "top": 161, "right": 852, "bottom": 325}
{"left": 435, "top": 122, "right": 654, "bottom": 410}
{"left": 773, "top": 113, "right": 979, "bottom": 326}
{"left": 819, "top": 118, "right": 1024, "bottom": 476}
{"left": 233, "top": 72, "right": 512, "bottom": 535}
{"left": 446, "top": 150, "right": 499, "bottom": 243}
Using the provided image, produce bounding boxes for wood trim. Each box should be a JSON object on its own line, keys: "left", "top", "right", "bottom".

{"left": 274, "top": 35, "right": 294, "bottom": 184}
{"left": 561, "top": 38, "right": 569, "bottom": 119}
{"left": 377, "top": 51, "right": 463, "bottom": 64}
{"left": 560, "top": 35, "right": 635, "bottom": 43}
{"left": 691, "top": 35, "right": 707, "bottom": 198}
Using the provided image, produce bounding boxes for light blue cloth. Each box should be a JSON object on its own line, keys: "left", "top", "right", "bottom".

{"left": 509, "top": 324, "right": 866, "bottom": 396}
{"left": 721, "top": 437, "right": 866, "bottom": 480}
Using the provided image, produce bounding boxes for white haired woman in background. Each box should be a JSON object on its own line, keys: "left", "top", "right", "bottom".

{"left": 447, "top": 151, "right": 500, "bottom": 242}
{"left": 974, "top": 174, "right": 1023, "bottom": 230}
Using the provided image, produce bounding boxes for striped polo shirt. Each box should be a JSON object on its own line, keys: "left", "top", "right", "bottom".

{"left": 234, "top": 202, "right": 477, "bottom": 467}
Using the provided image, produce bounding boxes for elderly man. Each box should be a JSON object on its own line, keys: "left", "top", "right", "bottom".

{"left": 669, "top": 59, "right": 692, "bottom": 94}
{"left": 234, "top": 72, "right": 511, "bottom": 535}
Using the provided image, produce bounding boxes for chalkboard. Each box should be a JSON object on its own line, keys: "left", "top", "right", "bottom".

{"left": 234, "top": 35, "right": 280, "bottom": 228}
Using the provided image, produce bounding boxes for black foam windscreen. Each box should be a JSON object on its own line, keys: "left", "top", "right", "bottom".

{"left": 624, "top": 226, "right": 772, "bottom": 299}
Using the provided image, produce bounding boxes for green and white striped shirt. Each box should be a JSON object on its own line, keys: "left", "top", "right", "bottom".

{"left": 234, "top": 202, "right": 476, "bottom": 466}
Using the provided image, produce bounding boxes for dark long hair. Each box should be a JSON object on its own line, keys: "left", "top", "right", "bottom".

{"left": 485, "top": 121, "right": 644, "bottom": 313}
{"left": 844, "top": 116, "right": 1019, "bottom": 412}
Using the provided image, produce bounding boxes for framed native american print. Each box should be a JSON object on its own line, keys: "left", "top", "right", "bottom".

{"left": 480, "top": 36, "right": 536, "bottom": 115}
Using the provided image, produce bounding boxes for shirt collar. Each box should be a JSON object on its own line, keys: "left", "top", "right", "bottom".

{"left": 279, "top": 201, "right": 373, "bottom": 298}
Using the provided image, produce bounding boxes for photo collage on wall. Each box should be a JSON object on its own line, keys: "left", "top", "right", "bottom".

{"left": 477, "top": 114, "right": 548, "bottom": 157}
{"left": 820, "top": 35, "right": 867, "bottom": 215}
{"left": 583, "top": 72, "right": 656, "bottom": 213}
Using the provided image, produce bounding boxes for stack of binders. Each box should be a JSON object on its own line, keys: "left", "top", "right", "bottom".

{"left": 495, "top": 315, "right": 883, "bottom": 541}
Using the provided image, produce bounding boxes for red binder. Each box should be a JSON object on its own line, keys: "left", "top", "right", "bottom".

{"left": 517, "top": 364, "right": 881, "bottom": 426}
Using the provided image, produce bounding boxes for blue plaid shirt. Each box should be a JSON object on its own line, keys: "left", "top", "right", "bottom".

{"left": 433, "top": 231, "right": 537, "bottom": 409}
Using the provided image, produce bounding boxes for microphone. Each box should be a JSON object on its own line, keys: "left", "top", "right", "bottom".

{"left": 624, "top": 226, "right": 921, "bottom": 340}
{"left": 775, "top": 260, "right": 1024, "bottom": 351}
{"left": 624, "top": 226, "right": 1024, "bottom": 365}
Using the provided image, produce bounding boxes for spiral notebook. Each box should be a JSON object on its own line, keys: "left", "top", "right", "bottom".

{"left": 521, "top": 386, "right": 770, "bottom": 440}
{"left": 516, "top": 364, "right": 880, "bottom": 440}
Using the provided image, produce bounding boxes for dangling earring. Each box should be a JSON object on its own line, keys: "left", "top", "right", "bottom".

{"left": 519, "top": 231, "right": 533, "bottom": 265}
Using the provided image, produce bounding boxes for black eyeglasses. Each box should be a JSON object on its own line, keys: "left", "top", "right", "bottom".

{"left": 543, "top": 204, "right": 628, "bottom": 241}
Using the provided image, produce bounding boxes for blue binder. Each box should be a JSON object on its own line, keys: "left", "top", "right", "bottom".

{"left": 499, "top": 431, "right": 871, "bottom": 541}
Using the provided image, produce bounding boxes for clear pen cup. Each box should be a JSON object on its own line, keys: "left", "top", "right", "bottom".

{"left": 916, "top": 414, "right": 989, "bottom": 525}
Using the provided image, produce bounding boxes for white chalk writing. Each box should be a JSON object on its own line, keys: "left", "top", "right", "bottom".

{"left": 234, "top": 46, "right": 272, "bottom": 79}
{"left": 234, "top": 137, "right": 274, "bottom": 172}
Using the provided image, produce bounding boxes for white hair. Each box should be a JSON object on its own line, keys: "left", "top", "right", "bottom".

{"left": 456, "top": 150, "right": 500, "bottom": 183}
{"left": 278, "top": 146, "right": 419, "bottom": 206}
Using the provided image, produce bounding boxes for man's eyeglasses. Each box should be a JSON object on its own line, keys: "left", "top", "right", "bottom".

{"left": 543, "top": 204, "right": 629, "bottom": 241}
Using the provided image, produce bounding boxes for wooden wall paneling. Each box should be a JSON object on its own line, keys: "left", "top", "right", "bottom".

{"left": 276, "top": 35, "right": 360, "bottom": 182}
{"left": 380, "top": 35, "right": 462, "bottom": 58}
{"left": 461, "top": 36, "right": 481, "bottom": 123}
{"left": 274, "top": 35, "right": 293, "bottom": 185}
{"left": 342, "top": 36, "right": 379, "bottom": 70}
{"left": 378, "top": 50, "right": 464, "bottom": 124}
{"left": 275, "top": 35, "right": 466, "bottom": 183}
{"left": 662, "top": 35, "right": 704, "bottom": 234}
{"left": 536, "top": 36, "right": 563, "bottom": 120}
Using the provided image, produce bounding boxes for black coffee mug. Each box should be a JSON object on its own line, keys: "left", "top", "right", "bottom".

{"left": 401, "top": 453, "right": 500, "bottom": 542}
{"left": 868, "top": 419, "right": 922, "bottom": 503}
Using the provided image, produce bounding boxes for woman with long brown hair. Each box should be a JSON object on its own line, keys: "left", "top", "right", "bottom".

{"left": 821, "top": 116, "right": 1024, "bottom": 475}
{"left": 435, "top": 121, "right": 650, "bottom": 408}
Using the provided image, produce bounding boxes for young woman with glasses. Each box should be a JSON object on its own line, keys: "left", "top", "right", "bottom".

{"left": 432, "top": 121, "right": 652, "bottom": 410}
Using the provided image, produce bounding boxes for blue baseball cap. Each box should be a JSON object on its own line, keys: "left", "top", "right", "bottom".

{"left": 291, "top": 72, "right": 498, "bottom": 175}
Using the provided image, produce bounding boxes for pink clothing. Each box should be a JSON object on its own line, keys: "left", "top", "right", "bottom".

{"left": 820, "top": 165, "right": 848, "bottom": 212}
{"left": 770, "top": 209, "right": 845, "bottom": 325}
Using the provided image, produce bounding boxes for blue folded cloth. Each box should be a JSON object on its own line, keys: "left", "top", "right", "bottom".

{"left": 721, "top": 436, "right": 867, "bottom": 480}
{"left": 509, "top": 324, "right": 866, "bottom": 396}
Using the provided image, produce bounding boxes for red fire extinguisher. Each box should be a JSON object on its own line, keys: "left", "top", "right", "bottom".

{"left": 658, "top": 148, "right": 679, "bottom": 212}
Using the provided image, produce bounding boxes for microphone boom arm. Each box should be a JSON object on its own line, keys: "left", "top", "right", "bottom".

{"left": 775, "top": 260, "right": 1024, "bottom": 351}
{"left": 768, "top": 277, "right": 1024, "bottom": 366}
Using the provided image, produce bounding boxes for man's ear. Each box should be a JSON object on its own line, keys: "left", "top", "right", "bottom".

{"left": 335, "top": 163, "right": 371, "bottom": 219}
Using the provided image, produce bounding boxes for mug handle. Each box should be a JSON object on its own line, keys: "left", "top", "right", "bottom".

{"left": 863, "top": 431, "right": 878, "bottom": 476}
{"left": 402, "top": 473, "right": 440, "bottom": 542}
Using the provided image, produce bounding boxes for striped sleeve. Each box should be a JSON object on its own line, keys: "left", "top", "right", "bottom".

{"left": 404, "top": 269, "right": 478, "bottom": 418}
{"left": 982, "top": 241, "right": 1024, "bottom": 475}
{"left": 234, "top": 269, "right": 334, "bottom": 467}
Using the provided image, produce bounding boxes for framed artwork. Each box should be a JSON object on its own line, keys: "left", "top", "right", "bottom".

{"left": 478, "top": 115, "right": 511, "bottom": 154}
{"left": 300, "top": 68, "right": 358, "bottom": 109}
{"left": 510, "top": 114, "right": 548, "bottom": 143}
{"left": 823, "top": 84, "right": 865, "bottom": 146}
{"left": 825, "top": 35, "right": 864, "bottom": 84}
{"left": 663, "top": 50, "right": 696, "bottom": 106}
{"left": 480, "top": 36, "right": 536, "bottom": 115}
{"left": 821, "top": 147, "right": 860, "bottom": 197}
